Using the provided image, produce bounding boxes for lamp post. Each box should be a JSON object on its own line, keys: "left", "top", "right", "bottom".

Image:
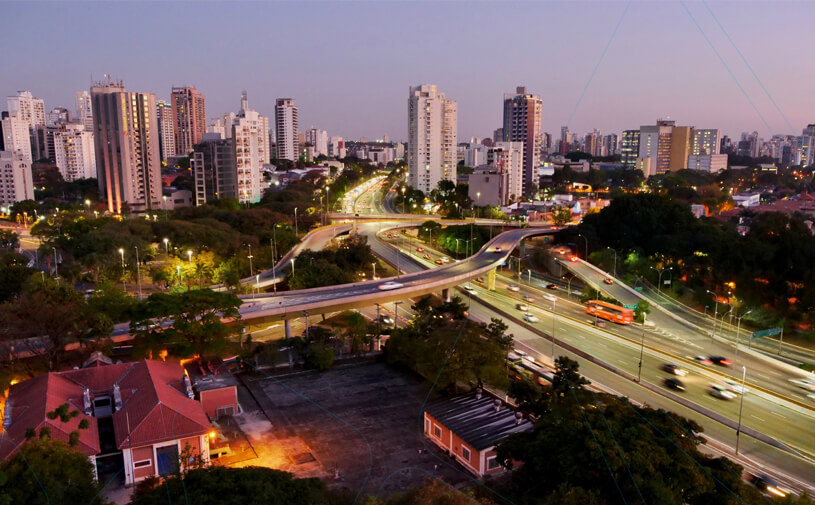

{"left": 735, "top": 310, "right": 752, "bottom": 360}
{"left": 84, "top": 199, "right": 91, "bottom": 214}
{"left": 735, "top": 366, "right": 747, "bottom": 455}
{"left": 53, "top": 247, "right": 59, "bottom": 280}
{"left": 637, "top": 325, "right": 646, "bottom": 382}
{"left": 393, "top": 301, "right": 403, "bottom": 329}
{"left": 550, "top": 297, "right": 557, "bottom": 360}
{"left": 247, "top": 244, "right": 254, "bottom": 280}
{"left": 401, "top": 186, "right": 406, "bottom": 214}
{"left": 134, "top": 246, "right": 142, "bottom": 300}
{"left": 576, "top": 233, "right": 588, "bottom": 259}
{"left": 527, "top": 269, "right": 532, "bottom": 286}
{"left": 290, "top": 258, "right": 295, "bottom": 278}
{"left": 187, "top": 250, "right": 193, "bottom": 264}
{"left": 372, "top": 262, "right": 377, "bottom": 280}
{"left": 606, "top": 247, "right": 617, "bottom": 277}
{"left": 270, "top": 233, "right": 277, "bottom": 295}
{"left": 118, "top": 248, "right": 126, "bottom": 293}
{"left": 706, "top": 289, "right": 721, "bottom": 327}
{"left": 176, "top": 265, "right": 181, "bottom": 286}
{"left": 163, "top": 238, "right": 169, "bottom": 255}
{"left": 650, "top": 266, "right": 672, "bottom": 294}
{"left": 294, "top": 207, "right": 298, "bottom": 236}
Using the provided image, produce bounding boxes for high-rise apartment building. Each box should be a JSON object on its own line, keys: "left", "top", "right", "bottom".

{"left": 488, "top": 142, "right": 524, "bottom": 202}
{"left": 583, "top": 129, "right": 601, "bottom": 157}
{"left": 669, "top": 126, "right": 692, "bottom": 172}
{"left": 502, "top": 86, "right": 542, "bottom": 194}
{"left": 621, "top": 130, "right": 640, "bottom": 167}
{"left": 171, "top": 86, "right": 206, "bottom": 155}
{"left": 637, "top": 120, "right": 675, "bottom": 176}
{"left": 274, "top": 98, "right": 298, "bottom": 161}
{"left": 75, "top": 91, "right": 94, "bottom": 132}
{"left": 407, "top": 84, "right": 457, "bottom": 194}
{"left": 307, "top": 128, "right": 328, "bottom": 156}
{"left": 53, "top": 123, "right": 96, "bottom": 181}
{"left": 1, "top": 115, "right": 33, "bottom": 164}
{"left": 91, "top": 79, "right": 162, "bottom": 214}
{"left": 690, "top": 129, "right": 721, "bottom": 156}
{"left": 156, "top": 100, "right": 176, "bottom": 162}
{"left": 603, "top": 134, "right": 619, "bottom": 156}
{"left": 7, "top": 91, "right": 45, "bottom": 129}
{"left": 192, "top": 138, "right": 237, "bottom": 205}
{"left": 0, "top": 150, "right": 34, "bottom": 206}
{"left": 232, "top": 93, "right": 269, "bottom": 204}
{"left": 45, "top": 107, "right": 71, "bottom": 127}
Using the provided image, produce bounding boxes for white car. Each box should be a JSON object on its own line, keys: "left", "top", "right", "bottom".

{"left": 516, "top": 303, "right": 529, "bottom": 311}
{"left": 463, "top": 285, "right": 477, "bottom": 295}
{"left": 723, "top": 380, "right": 749, "bottom": 394}
{"left": 523, "top": 313, "right": 539, "bottom": 323}
{"left": 789, "top": 377, "right": 815, "bottom": 391}
{"left": 378, "top": 281, "right": 404, "bottom": 291}
{"left": 709, "top": 384, "right": 737, "bottom": 400}
{"left": 440, "top": 256, "right": 451, "bottom": 263}
{"left": 543, "top": 294, "right": 557, "bottom": 303}
{"left": 507, "top": 284, "right": 520, "bottom": 292}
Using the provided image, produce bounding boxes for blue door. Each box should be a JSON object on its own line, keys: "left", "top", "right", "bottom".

{"left": 156, "top": 445, "right": 179, "bottom": 476}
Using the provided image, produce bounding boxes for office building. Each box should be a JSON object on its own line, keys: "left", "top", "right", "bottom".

{"left": 156, "top": 100, "right": 176, "bottom": 162}
{"left": 0, "top": 150, "right": 34, "bottom": 206}
{"left": 1, "top": 115, "right": 33, "bottom": 164}
{"left": 171, "top": 86, "right": 206, "bottom": 155}
{"left": 91, "top": 78, "right": 162, "bottom": 214}
{"left": 53, "top": 123, "right": 96, "bottom": 181}
{"left": 407, "top": 84, "right": 457, "bottom": 194}
{"left": 669, "top": 126, "right": 692, "bottom": 172}
{"left": 75, "top": 90, "right": 95, "bottom": 132}
{"left": 192, "top": 138, "right": 237, "bottom": 205}
{"left": 45, "top": 107, "right": 71, "bottom": 126}
{"left": 7, "top": 91, "right": 45, "bottom": 129}
{"left": 637, "top": 120, "right": 675, "bottom": 176}
{"left": 691, "top": 128, "right": 720, "bottom": 155}
{"left": 502, "top": 86, "right": 542, "bottom": 195}
{"left": 232, "top": 92, "right": 269, "bottom": 203}
{"left": 687, "top": 154, "right": 728, "bottom": 173}
{"left": 274, "top": 98, "right": 298, "bottom": 161}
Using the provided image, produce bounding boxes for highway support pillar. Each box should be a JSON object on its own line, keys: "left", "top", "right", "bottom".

{"left": 284, "top": 319, "right": 292, "bottom": 339}
{"left": 442, "top": 288, "right": 451, "bottom": 302}
{"left": 487, "top": 268, "right": 497, "bottom": 291}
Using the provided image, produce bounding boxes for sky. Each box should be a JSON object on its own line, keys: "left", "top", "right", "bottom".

{"left": 2, "top": 1, "right": 814, "bottom": 142}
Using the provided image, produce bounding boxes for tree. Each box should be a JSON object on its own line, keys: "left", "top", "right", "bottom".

{"left": 634, "top": 299, "right": 651, "bottom": 323}
{"left": 130, "top": 466, "right": 326, "bottom": 505}
{"left": 369, "top": 478, "right": 499, "bottom": 504}
{"left": 551, "top": 206, "right": 573, "bottom": 226}
{"left": 0, "top": 438, "right": 106, "bottom": 505}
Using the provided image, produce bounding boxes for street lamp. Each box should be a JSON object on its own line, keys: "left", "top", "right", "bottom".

{"left": 637, "top": 325, "right": 646, "bottom": 382}
{"left": 294, "top": 207, "right": 298, "bottom": 236}
{"left": 176, "top": 265, "right": 181, "bottom": 285}
{"left": 84, "top": 199, "right": 91, "bottom": 213}
{"left": 372, "top": 262, "right": 377, "bottom": 280}
{"left": 247, "top": 245, "right": 254, "bottom": 278}
{"left": 735, "top": 366, "right": 747, "bottom": 455}
{"left": 187, "top": 250, "right": 193, "bottom": 263}
{"left": 401, "top": 186, "right": 406, "bottom": 214}
{"left": 606, "top": 247, "right": 617, "bottom": 278}
{"left": 134, "top": 246, "right": 142, "bottom": 300}
{"left": 735, "top": 310, "right": 752, "bottom": 360}
{"left": 118, "top": 248, "right": 126, "bottom": 293}
{"left": 290, "top": 258, "right": 295, "bottom": 277}
{"left": 650, "top": 266, "right": 673, "bottom": 294}
{"left": 550, "top": 297, "right": 557, "bottom": 360}
{"left": 163, "top": 238, "right": 169, "bottom": 255}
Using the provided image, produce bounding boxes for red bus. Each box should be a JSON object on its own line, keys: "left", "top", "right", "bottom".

{"left": 585, "top": 300, "right": 634, "bottom": 325}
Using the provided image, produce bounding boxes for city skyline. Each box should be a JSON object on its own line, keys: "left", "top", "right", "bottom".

{"left": 1, "top": 2, "right": 813, "bottom": 142}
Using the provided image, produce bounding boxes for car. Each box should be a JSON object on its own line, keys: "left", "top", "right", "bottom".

{"left": 423, "top": 254, "right": 431, "bottom": 259}
{"left": 723, "top": 379, "right": 749, "bottom": 394}
{"left": 661, "top": 364, "right": 689, "bottom": 377}
{"left": 808, "top": 392, "right": 815, "bottom": 401}
{"left": 663, "top": 377, "right": 686, "bottom": 391}
{"left": 380, "top": 315, "right": 394, "bottom": 325}
{"left": 463, "top": 285, "right": 477, "bottom": 295}
{"left": 441, "top": 256, "right": 451, "bottom": 263}
{"left": 789, "top": 377, "right": 815, "bottom": 391}
{"left": 709, "top": 384, "right": 737, "bottom": 400}
{"left": 416, "top": 247, "right": 425, "bottom": 252}
{"left": 387, "top": 233, "right": 395, "bottom": 238}
{"left": 746, "top": 473, "right": 787, "bottom": 498}
{"left": 523, "top": 313, "right": 539, "bottom": 323}
{"left": 569, "top": 256, "right": 578, "bottom": 262}
{"left": 435, "top": 259, "right": 444, "bottom": 265}
{"left": 378, "top": 281, "right": 404, "bottom": 291}
{"left": 543, "top": 294, "right": 557, "bottom": 303}
{"left": 494, "top": 246, "right": 502, "bottom": 253}
{"left": 546, "top": 284, "right": 558, "bottom": 290}
{"left": 475, "top": 277, "right": 484, "bottom": 283}
{"left": 694, "top": 355, "right": 713, "bottom": 365}
{"left": 523, "top": 295, "right": 535, "bottom": 302}
{"left": 516, "top": 303, "right": 529, "bottom": 311}
{"left": 507, "top": 284, "right": 520, "bottom": 292}
{"left": 709, "top": 356, "right": 732, "bottom": 366}
{"left": 594, "top": 320, "right": 607, "bottom": 328}
{"left": 603, "top": 278, "right": 614, "bottom": 285}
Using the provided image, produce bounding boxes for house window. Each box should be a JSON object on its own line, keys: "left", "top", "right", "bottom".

{"left": 134, "top": 459, "right": 151, "bottom": 469}
{"left": 487, "top": 456, "right": 500, "bottom": 470}
{"left": 432, "top": 424, "right": 442, "bottom": 439}
{"left": 216, "top": 406, "right": 235, "bottom": 417}
{"left": 424, "top": 419, "right": 430, "bottom": 434}
{"left": 461, "top": 446, "right": 471, "bottom": 461}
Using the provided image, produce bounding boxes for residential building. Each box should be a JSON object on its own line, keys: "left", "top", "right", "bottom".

{"left": 732, "top": 192, "right": 761, "bottom": 208}
{"left": 75, "top": 90, "right": 95, "bottom": 132}
{"left": 669, "top": 126, "right": 692, "bottom": 172}
{"left": 91, "top": 78, "right": 163, "bottom": 214}
{"left": 502, "top": 86, "right": 542, "bottom": 195}
{"left": 620, "top": 130, "right": 639, "bottom": 167}
{"left": 0, "top": 358, "right": 238, "bottom": 486}
{"left": 691, "top": 128, "right": 720, "bottom": 155}
{"left": 53, "top": 122, "right": 96, "bottom": 180}
{"left": 274, "top": 98, "right": 298, "bottom": 161}
{"left": 0, "top": 150, "right": 34, "bottom": 206}
{"left": 329, "top": 136, "right": 345, "bottom": 158}
{"left": 193, "top": 138, "right": 238, "bottom": 205}
{"left": 161, "top": 187, "right": 193, "bottom": 210}
{"left": 1, "top": 115, "right": 33, "bottom": 164}
{"left": 171, "top": 86, "right": 206, "bottom": 155}
{"left": 156, "top": 100, "right": 176, "bottom": 162}
{"left": 33, "top": 125, "right": 58, "bottom": 162}
{"left": 493, "top": 127, "right": 504, "bottom": 143}
{"left": 307, "top": 128, "right": 328, "bottom": 156}
{"left": 7, "top": 90, "right": 45, "bottom": 129}
{"left": 407, "top": 84, "right": 457, "bottom": 194}
{"left": 468, "top": 166, "right": 509, "bottom": 207}
{"left": 45, "top": 107, "right": 71, "bottom": 126}
{"left": 687, "top": 154, "right": 728, "bottom": 173}
{"left": 489, "top": 141, "right": 524, "bottom": 201}
{"left": 208, "top": 113, "right": 236, "bottom": 140}
{"left": 233, "top": 92, "right": 269, "bottom": 203}
{"left": 423, "top": 390, "right": 532, "bottom": 478}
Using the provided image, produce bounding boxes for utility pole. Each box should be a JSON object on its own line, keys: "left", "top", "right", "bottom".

{"left": 393, "top": 301, "right": 403, "bottom": 329}
{"left": 735, "top": 366, "right": 747, "bottom": 455}
{"left": 637, "top": 324, "right": 646, "bottom": 382}
{"left": 375, "top": 303, "right": 382, "bottom": 350}
{"left": 550, "top": 297, "right": 557, "bottom": 360}
{"left": 134, "top": 246, "right": 142, "bottom": 300}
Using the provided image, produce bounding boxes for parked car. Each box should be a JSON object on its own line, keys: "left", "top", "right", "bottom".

{"left": 709, "top": 384, "right": 737, "bottom": 400}
{"left": 661, "top": 364, "right": 689, "bottom": 377}
{"left": 663, "top": 377, "right": 686, "bottom": 391}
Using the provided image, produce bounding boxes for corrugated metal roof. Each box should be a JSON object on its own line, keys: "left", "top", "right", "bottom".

{"left": 425, "top": 391, "right": 533, "bottom": 451}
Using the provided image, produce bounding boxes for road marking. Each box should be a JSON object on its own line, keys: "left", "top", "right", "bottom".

{"left": 750, "top": 414, "right": 766, "bottom": 422}
{"left": 770, "top": 411, "right": 787, "bottom": 420}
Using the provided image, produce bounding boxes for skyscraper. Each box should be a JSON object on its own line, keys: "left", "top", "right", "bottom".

{"left": 53, "top": 123, "right": 96, "bottom": 181}
{"left": 621, "top": 130, "right": 640, "bottom": 167}
{"left": 307, "top": 128, "right": 329, "bottom": 157}
{"left": 192, "top": 138, "right": 237, "bottom": 205}
{"left": 0, "top": 150, "right": 34, "bottom": 206}
{"left": 502, "top": 86, "right": 542, "bottom": 195}
{"left": 156, "top": 100, "right": 176, "bottom": 162}
{"left": 7, "top": 91, "right": 45, "bottom": 129}
{"left": 75, "top": 91, "right": 94, "bottom": 131}
{"left": 91, "top": 78, "right": 162, "bottom": 214}
{"left": 233, "top": 92, "right": 269, "bottom": 203}
{"left": 637, "top": 120, "right": 675, "bottom": 176}
{"left": 171, "top": 86, "right": 206, "bottom": 155}
{"left": 407, "top": 84, "right": 457, "bottom": 194}
{"left": 275, "top": 98, "right": 298, "bottom": 161}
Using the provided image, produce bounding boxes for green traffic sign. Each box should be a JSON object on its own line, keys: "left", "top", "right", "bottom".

{"left": 752, "top": 327, "right": 781, "bottom": 339}
{"left": 623, "top": 304, "right": 638, "bottom": 310}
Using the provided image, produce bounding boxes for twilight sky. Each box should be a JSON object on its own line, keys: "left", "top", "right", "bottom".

{"left": 2, "top": 1, "right": 813, "bottom": 142}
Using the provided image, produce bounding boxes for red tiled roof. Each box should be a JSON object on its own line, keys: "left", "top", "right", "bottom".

{"left": 0, "top": 360, "right": 211, "bottom": 461}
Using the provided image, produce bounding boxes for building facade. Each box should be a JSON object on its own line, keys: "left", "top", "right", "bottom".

{"left": 233, "top": 93, "right": 269, "bottom": 203}
{"left": 192, "top": 138, "right": 237, "bottom": 205}
{"left": 620, "top": 130, "right": 640, "bottom": 167}
{"left": 156, "top": 100, "right": 176, "bottom": 162}
{"left": 7, "top": 90, "right": 45, "bottom": 129}
{"left": 407, "top": 84, "right": 457, "bottom": 194}
{"left": 691, "top": 128, "right": 721, "bottom": 155}
{"left": 75, "top": 90, "right": 95, "bottom": 132}
{"left": 687, "top": 154, "right": 728, "bottom": 173}
{"left": 91, "top": 79, "right": 163, "bottom": 214}
{"left": 274, "top": 98, "right": 298, "bottom": 161}
{"left": 1, "top": 115, "right": 33, "bottom": 164}
{"left": 171, "top": 86, "right": 206, "bottom": 155}
{"left": 53, "top": 123, "right": 96, "bottom": 180}
{"left": 502, "top": 86, "right": 542, "bottom": 195}
{"left": 0, "top": 150, "right": 34, "bottom": 206}
{"left": 489, "top": 141, "right": 524, "bottom": 202}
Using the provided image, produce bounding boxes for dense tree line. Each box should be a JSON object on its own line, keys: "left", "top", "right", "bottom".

{"left": 288, "top": 234, "right": 377, "bottom": 289}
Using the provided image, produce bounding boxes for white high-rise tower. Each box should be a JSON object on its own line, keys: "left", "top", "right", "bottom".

{"left": 407, "top": 84, "right": 457, "bottom": 194}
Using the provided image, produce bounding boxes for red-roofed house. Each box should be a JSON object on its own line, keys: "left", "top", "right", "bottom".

{"left": 1, "top": 360, "right": 214, "bottom": 486}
